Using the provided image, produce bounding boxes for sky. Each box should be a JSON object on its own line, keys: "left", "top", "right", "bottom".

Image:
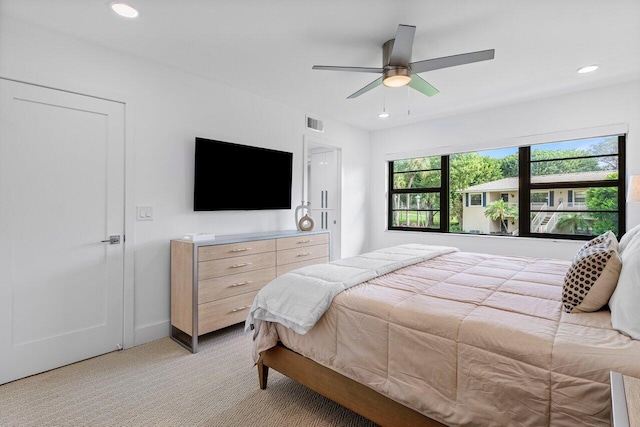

{"left": 476, "top": 136, "right": 615, "bottom": 159}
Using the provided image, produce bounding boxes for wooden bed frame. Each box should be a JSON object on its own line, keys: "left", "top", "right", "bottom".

{"left": 257, "top": 343, "right": 445, "bottom": 427}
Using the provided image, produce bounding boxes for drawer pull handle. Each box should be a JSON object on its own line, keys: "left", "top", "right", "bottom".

{"left": 298, "top": 240, "right": 312, "bottom": 244}
{"left": 297, "top": 252, "right": 311, "bottom": 257}
{"left": 231, "top": 281, "right": 252, "bottom": 287}
{"left": 231, "top": 247, "right": 252, "bottom": 252}
{"left": 231, "top": 262, "right": 252, "bottom": 268}
{"left": 231, "top": 305, "right": 251, "bottom": 313}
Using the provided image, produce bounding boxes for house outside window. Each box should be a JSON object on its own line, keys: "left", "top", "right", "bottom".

{"left": 460, "top": 178, "right": 518, "bottom": 235}
{"left": 388, "top": 134, "right": 626, "bottom": 240}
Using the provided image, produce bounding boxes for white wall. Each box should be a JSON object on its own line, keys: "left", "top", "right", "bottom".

{"left": 4, "top": 14, "right": 638, "bottom": 347}
{"left": 370, "top": 79, "right": 640, "bottom": 260}
{"left": 0, "top": 17, "right": 371, "bottom": 345}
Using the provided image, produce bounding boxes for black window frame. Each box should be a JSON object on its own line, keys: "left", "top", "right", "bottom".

{"left": 387, "top": 156, "right": 449, "bottom": 232}
{"left": 387, "top": 134, "right": 626, "bottom": 240}
{"left": 518, "top": 134, "right": 626, "bottom": 240}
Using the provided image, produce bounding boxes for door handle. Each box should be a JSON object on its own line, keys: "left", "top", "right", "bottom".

{"left": 101, "top": 235, "right": 121, "bottom": 244}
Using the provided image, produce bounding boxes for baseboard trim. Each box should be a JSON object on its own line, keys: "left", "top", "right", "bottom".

{"left": 133, "top": 320, "right": 171, "bottom": 347}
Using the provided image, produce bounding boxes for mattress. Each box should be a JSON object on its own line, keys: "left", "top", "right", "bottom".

{"left": 255, "top": 251, "right": 640, "bottom": 426}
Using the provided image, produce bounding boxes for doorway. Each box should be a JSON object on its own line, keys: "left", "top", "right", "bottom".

{"left": 0, "top": 79, "right": 127, "bottom": 384}
{"left": 303, "top": 136, "right": 341, "bottom": 260}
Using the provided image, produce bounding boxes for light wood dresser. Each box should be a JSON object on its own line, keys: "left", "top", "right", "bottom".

{"left": 171, "top": 229, "right": 330, "bottom": 352}
{"left": 611, "top": 371, "right": 640, "bottom": 427}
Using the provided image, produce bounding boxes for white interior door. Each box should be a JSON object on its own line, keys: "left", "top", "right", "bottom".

{"left": 309, "top": 150, "right": 327, "bottom": 209}
{"left": 304, "top": 139, "right": 341, "bottom": 260}
{"left": 0, "top": 79, "right": 125, "bottom": 384}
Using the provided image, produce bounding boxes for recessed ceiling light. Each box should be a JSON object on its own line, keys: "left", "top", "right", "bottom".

{"left": 577, "top": 65, "right": 599, "bottom": 74}
{"left": 110, "top": 2, "right": 139, "bottom": 18}
{"left": 378, "top": 111, "right": 390, "bottom": 119}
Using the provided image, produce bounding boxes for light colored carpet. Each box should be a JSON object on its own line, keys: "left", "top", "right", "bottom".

{"left": 0, "top": 324, "right": 377, "bottom": 427}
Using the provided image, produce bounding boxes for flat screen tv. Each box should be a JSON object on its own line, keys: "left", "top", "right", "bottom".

{"left": 194, "top": 137, "right": 293, "bottom": 211}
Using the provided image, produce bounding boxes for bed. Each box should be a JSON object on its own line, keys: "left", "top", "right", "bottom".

{"left": 246, "top": 237, "right": 640, "bottom": 426}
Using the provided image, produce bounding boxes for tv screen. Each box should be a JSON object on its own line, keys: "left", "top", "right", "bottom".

{"left": 194, "top": 137, "right": 293, "bottom": 211}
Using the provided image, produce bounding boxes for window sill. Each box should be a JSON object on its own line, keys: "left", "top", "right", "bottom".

{"left": 384, "top": 228, "right": 583, "bottom": 245}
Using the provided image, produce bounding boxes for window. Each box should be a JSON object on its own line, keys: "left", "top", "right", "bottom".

{"left": 388, "top": 134, "right": 626, "bottom": 240}
{"left": 450, "top": 147, "right": 518, "bottom": 234}
{"left": 388, "top": 156, "right": 448, "bottom": 231}
{"left": 521, "top": 135, "right": 625, "bottom": 238}
{"left": 531, "top": 191, "right": 549, "bottom": 206}
{"left": 469, "top": 193, "right": 483, "bottom": 206}
{"left": 574, "top": 190, "right": 586, "bottom": 205}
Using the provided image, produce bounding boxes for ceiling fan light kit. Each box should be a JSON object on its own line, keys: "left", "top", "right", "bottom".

{"left": 312, "top": 24, "right": 495, "bottom": 99}
{"left": 383, "top": 68, "right": 412, "bottom": 87}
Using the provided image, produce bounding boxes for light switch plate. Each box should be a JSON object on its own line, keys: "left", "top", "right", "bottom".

{"left": 136, "top": 206, "right": 153, "bottom": 221}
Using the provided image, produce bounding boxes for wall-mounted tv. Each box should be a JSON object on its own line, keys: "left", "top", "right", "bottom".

{"left": 194, "top": 137, "right": 293, "bottom": 211}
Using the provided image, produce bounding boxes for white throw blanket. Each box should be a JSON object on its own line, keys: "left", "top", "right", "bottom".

{"left": 244, "top": 244, "right": 459, "bottom": 338}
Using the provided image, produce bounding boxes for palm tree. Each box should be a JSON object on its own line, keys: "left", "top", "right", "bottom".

{"left": 555, "top": 212, "right": 591, "bottom": 234}
{"left": 484, "top": 199, "right": 518, "bottom": 233}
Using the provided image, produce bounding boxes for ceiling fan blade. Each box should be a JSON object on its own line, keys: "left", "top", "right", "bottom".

{"left": 312, "top": 65, "right": 383, "bottom": 73}
{"left": 346, "top": 77, "right": 383, "bottom": 99}
{"left": 408, "top": 74, "right": 439, "bottom": 97}
{"left": 410, "top": 49, "right": 495, "bottom": 74}
{"left": 388, "top": 24, "right": 416, "bottom": 66}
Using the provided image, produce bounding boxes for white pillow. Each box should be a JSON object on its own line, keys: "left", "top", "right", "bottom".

{"left": 619, "top": 223, "right": 640, "bottom": 255}
{"left": 609, "top": 235, "right": 640, "bottom": 339}
{"left": 577, "top": 230, "right": 618, "bottom": 253}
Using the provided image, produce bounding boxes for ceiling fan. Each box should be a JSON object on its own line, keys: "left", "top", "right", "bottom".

{"left": 312, "top": 24, "right": 495, "bottom": 99}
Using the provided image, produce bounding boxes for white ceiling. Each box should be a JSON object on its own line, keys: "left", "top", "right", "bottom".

{"left": 2, "top": 0, "right": 640, "bottom": 131}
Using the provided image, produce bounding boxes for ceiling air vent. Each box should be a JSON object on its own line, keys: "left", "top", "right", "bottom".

{"left": 306, "top": 115, "right": 324, "bottom": 133}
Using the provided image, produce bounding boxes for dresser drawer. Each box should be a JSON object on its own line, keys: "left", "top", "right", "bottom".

{"left": 276, "top": 233, "right": 329, "bottom": 251}
{"left": 198, "top": 252, "right": 276, "bottom": 280}
{"left": 198, "top": 267, "right": 276, "bottom": 304}
{"left": 198, "top": 291, "right": 257, "bottom": 335}
{"left": 198, "top": 239, "right": 275, "bottom": 262}
{"left": 277, "top": 244, "right": 329, "bottom": 266}
{"left": 171, "top": 231, "right": 332, "bottom": 353}
{"left": 277, "top": 256, "right": 329, "bottom": 276}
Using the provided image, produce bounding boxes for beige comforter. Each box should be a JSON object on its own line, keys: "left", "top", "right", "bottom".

{"left": 256, "top": 251, "right": 640, "bottom": 426}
